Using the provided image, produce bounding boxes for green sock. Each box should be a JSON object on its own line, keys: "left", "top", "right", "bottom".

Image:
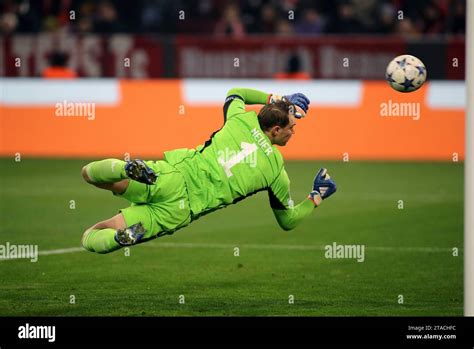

{"left": 84, "top": 159, "right": 127, "bottom": 183}
{"left": 82, "top": 228, "right": 121, "bottom": 254}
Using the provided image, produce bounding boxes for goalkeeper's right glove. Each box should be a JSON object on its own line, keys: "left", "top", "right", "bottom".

{"left": 268, "top": 93, "right": 310, "bottom": 119}
{"left": 308, "top": 168, "right": 337, "bottom": 206}
{"left": 283, "top": 93, "right": 310, "bottom": 117}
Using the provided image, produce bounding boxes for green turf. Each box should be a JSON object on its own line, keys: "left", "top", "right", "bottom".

{"left": 0, "top": 158, "right": 463, "bottom": 316}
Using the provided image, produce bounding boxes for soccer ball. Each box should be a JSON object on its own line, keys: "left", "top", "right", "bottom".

{"left": 385, "top": 55, "right": 427, "bottom": 92}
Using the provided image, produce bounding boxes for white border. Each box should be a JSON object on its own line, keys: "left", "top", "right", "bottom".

{"left": 182, "top": 79, "right": 363, "bottom": 106}
{"left": 465, "top": 0, "right": 474, "bottom": 316}
{"left": 0, "top": 78, "right": 120, "bottom": 105}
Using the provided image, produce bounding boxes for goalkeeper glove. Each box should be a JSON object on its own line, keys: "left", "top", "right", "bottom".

{"left": 283, "top": 93, "right": 310, "bottom": 117}
{"left": 308, "top": 168, "right": 337, "bottom": 206}
{"left": 268, "top": 93, "right": 310, "bottom": 119}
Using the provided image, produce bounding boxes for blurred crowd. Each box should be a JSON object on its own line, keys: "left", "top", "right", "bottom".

{"left": 0, "top": 0, "right": 466, "bottom": 36}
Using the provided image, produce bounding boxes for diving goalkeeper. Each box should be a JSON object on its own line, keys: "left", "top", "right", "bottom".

{"left": 81, "top": 88, "right": 337, "bottom": 254}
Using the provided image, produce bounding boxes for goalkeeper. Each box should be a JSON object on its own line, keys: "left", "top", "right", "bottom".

{"left": 81, "top": 88, "right": 337, "bottom": 254}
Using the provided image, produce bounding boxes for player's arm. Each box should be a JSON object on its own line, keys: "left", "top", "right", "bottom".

{"left": 269, "top": 168, "right": 336, "bottom": 231}
{"left": 224, "top": 88, "right": 310, "bottom": 121}
{"left": 224, "top": 87, "right": 270, "bottom": 121}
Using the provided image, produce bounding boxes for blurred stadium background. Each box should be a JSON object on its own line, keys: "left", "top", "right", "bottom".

{"left": 0, "top": 0, "right": 465, "bottom": 316}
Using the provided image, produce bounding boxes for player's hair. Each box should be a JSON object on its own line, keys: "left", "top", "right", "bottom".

{"left": 258, "top": 100, "right": 291, "bottom": 131}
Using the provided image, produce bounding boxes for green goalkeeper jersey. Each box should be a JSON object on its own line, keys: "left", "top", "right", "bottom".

{"left": 164, "top": 88, "right": 315, "bottom": 230}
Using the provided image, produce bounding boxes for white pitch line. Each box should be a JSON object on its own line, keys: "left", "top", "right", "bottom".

{"left": 0, "top": 247, "right": 85, "bottom": 261}
{"left": 38, "top": 247, "right": 85, "bottom": 255}
{"left": 0, "top": 243, "right": 459, "bottom": 262}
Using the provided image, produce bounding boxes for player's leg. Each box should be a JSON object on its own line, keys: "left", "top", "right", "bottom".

{"left": 81, "top": 206, "right": 161, "bottom": 254}
{"left": 82, "top": 165, "right": 193, "bottom": 254}
{"left": 81, "top": 214, "right": 127, "bottom": 254}
{"left": 81, "top": 160, "right": 164, "bottom": 254}
{"left": 82, "top": 159, "right": 130, "bottom": 194}
{"left": 147, "top": 163, "right": 192, "bottom": 234}
{"left": 82, "top": 159, "right": 157, "bottom": 191}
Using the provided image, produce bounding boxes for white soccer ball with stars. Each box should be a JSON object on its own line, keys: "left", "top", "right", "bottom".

{"left": 385, "top": 54, "right": 427, "bottom": 92}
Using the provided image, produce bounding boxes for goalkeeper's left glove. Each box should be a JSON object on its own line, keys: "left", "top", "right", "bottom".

{"left": 308, "top": 168, "right": 337, "bottom": 206}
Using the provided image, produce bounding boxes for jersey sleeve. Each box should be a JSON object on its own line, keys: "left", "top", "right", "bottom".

{"left": 268, "top": 168, "right": 316, "bottom": 231}
{"left": 223, "top": 88, "right": 270, "bottom": 121}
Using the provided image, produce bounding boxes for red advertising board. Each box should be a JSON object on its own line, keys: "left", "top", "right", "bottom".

{"left": 175, "top": 36, "right": 407, "bottom": 79}
{"left": 175, "top": 35, "right": 465, "bottom": 79}
{"left": 445, "top": 37, "right": 466, "bottom": 80}
{"left": 0, "top": 34, "right": 163, "bottom": 78}
{"left": 0, "top": 34, "right": 464, "bottom": 79}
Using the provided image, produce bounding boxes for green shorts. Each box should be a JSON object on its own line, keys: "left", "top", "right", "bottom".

{"left": 116, "top": 160, "right": 191, "bottom": 239}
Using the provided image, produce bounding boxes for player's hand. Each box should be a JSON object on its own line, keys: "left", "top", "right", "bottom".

{"left": 283, "top": 93, "right": 310, "bottom": 119}
{"left": 308, "top": 168, "right": 337, "bottom": 206}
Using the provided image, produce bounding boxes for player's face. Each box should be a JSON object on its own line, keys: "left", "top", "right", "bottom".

{"left": 274, "top": 114, "right": 296, "bottom": 146}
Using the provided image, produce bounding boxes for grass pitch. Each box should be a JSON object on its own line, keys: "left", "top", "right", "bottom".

{"left": 0, "top": 159, "right": 463, "bottom": 316}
